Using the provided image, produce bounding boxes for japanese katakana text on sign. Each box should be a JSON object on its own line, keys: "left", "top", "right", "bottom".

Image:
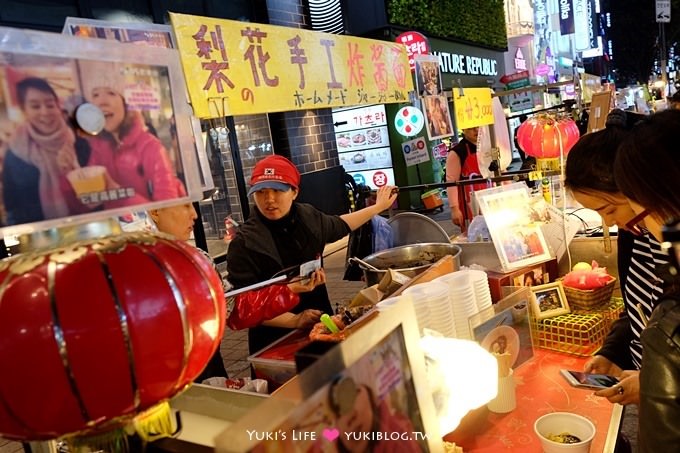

{"left": 170, "top": 13, "right": 414, "bottom": 118}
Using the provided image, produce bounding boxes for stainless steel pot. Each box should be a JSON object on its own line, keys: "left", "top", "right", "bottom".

{"left": 352, "top": 243, "right": 462, "bottom": 287}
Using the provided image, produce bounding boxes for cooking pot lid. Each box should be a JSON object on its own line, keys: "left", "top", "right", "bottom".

{"left": 387, "top": 212, "right": 450, "bottom": 246}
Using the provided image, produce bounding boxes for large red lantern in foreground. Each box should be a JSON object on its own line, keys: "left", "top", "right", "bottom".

{"left": 516, "top": 114, "right": 580, "bottom": 159}
{"left": 0, "top": 231, "right": 225, "bottom": 443}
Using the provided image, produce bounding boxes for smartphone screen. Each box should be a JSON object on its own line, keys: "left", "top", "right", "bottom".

{"left": 562, "top": 370, "right": 619, "bottom": 389}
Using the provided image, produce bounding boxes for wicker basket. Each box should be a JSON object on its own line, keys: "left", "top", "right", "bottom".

{"left": 561, "top": 277, "right": 617, "bottom": 310}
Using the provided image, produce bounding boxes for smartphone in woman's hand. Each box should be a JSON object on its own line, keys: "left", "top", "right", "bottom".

{"left": 560, "top": 369, "right": 619, "bottom": 390}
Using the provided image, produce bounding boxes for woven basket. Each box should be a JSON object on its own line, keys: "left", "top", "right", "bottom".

{"left": 561, "top": 277, "right": 617, "bottom": 310}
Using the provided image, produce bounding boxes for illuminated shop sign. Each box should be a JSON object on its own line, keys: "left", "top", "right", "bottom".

{"left": 574, "top": 0, "right": 590, "bottom": 50}
{"left": 432, "top": 51, "right": 498, "bottom": 76}
{"left": 559, "top": 0, "right": 575, "bottom": 35}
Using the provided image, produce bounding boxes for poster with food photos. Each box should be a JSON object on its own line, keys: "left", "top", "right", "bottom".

{"left": 0, "top": 26, "right": 200, "bottom": 238}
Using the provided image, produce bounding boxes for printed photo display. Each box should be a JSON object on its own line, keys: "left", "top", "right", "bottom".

{"left": 423, "top": 95, "right": 454, "bottom": 140}
{"left": 250, "top": 326, "right": 429, "bottom": 452}
{"left": 470, "top": 286, "right": 534, "bottom": 370}
{"left": 530, "top": 282, "right": 571, "bottom": 320}
{"left": 0, "top": 51, "right": 189, "bottom": 232}
{"left": 414, "top": 54, "right": 442, "bottom": 97}
{"left": 476, "top": 185, "right": 553, "bottom": 271}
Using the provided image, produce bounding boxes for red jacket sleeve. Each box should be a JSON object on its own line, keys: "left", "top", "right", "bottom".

{"left": 227, "top": 284, "right": 300, "bottom": 330}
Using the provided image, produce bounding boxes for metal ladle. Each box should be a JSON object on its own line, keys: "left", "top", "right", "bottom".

{"left": 348, "top": 256, "right": 381, "bottom": 272}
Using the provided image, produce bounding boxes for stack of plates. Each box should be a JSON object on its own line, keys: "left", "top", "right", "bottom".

{"left": 458, "top": 269, "right": 493, "bottom": 312}
{"left": 432, "top": 272, "right": 477, "bottom": 340}
{"left": 403, "top": 282, "right": 455, "bottom": 337}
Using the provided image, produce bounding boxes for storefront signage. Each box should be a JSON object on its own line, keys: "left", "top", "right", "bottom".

{"left": 509, "top": 91, "right": 534, "bottom": 113}
{"left": 395, "top": 31, "right": 430, "bottom": 72}
{"left": 401, "top": 137, "right": 430, "bottom": 167}
{"left": 514, "top": 48, "right": 527, "bottom": 71}
{"left": 170, "top": 13, "right": 413, "bottom": 118}
{"left": 573, "top": 0, "right": 590, "bottom": 50}
{"left": 332, "top": 104, "right": 387, "bottom": 133}
{"left": 559, "top": 0, "right": 575, "bottom": 35}
{"left": 452, "top": 87, "right": 494, "bottom": 129}
{"left": 394, "top": 106, "right": 425, "bottom": 136}
{"left": 433, "top": 51, "right": 498, "bottom": 77}
{"left": 500, "top": 71, "right": 530, "bottom": 90}
{"left": 349, "top": 168, "right": 394, "bottom": 190}
{"left": 586, "top": 0, "right": 599, "bottom": 50}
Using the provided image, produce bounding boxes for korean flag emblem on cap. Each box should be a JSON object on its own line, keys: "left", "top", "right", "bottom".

{"left": 264, "top": 168, "right": 275, "bottom": 175}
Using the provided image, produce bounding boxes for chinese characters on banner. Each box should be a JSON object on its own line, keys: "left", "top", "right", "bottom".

{"left": 452, "top": 87, "right": 494, "bottom": 130}
{"left": 170, "top": 13, "right": 413, "bottom": 118}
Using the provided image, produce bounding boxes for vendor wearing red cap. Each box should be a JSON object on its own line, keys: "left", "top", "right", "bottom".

{"left": 226, "top": 154, "right": 397, "bottom": 354}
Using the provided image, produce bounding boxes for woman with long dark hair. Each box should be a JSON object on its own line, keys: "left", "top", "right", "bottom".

{"left": 613, "top": 109, "right": 680, "bottom": 452}
{"left": 564, "top": 109, "right": 668, "bottom": 407}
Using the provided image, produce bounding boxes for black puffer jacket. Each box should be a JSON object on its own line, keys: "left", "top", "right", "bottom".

{"left": 226, "top": 202, "right": 350, "bottom": 354}
{"left": 639, "top": 293, "right": 680, "bottom": 452}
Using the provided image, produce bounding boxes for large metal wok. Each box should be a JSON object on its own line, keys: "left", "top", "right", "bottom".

{"left": 351, "top": 242, "right": 462, "bottom": 287}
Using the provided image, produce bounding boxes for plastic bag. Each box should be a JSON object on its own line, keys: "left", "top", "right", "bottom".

{"left": 227, "top": 284, "right": 300, "bottom": 330}
{"left": 371, "top": 215, "right": 393, "bottom": 253}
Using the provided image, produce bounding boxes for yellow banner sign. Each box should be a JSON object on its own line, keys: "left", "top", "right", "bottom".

{"left": 170, "top": 13, "right": 413, "bottom": 118}
{"left": 452, "top": 87, "right": 494, "bottom": 129}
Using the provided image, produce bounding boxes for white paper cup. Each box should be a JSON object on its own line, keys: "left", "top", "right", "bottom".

{"left": 534, "top": 412, "right": 595, "bottom": 453}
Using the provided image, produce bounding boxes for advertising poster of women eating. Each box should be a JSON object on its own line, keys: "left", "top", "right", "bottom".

{"left": 0, "top": 27, "right": 199, "bottom": 237}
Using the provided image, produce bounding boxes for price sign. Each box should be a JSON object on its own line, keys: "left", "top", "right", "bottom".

{"left": 452, "top": 87, "right": 494, "bottom": 130}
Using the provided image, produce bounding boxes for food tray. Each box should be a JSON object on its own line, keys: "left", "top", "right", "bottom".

{"left": 530, "top": 312, "right": 607, "bottom": 357}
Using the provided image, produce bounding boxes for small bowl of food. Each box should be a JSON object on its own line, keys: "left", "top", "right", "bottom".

{"left": 534, "top": 412, "right": 595, "bottom": 453}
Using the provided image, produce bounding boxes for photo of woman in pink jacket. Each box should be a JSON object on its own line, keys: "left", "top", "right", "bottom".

{"left": 80, "top": 61, "right": 185, "bottom": 208}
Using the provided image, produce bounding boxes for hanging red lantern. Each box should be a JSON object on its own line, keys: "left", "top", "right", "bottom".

{"left": 516, "top": 114, "right": 580, "bottom": 159}
{"left": 0, "top": 231, "right": 225, "bottom": 442}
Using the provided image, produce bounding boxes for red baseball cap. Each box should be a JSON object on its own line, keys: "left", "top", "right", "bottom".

{"left": 248, "top": 155, "right": 300, "bottom": 196}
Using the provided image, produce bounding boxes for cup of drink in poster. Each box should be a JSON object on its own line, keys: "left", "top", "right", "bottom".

{"left": 0, "top": 26, "right": 202, "bottom": 238}
{"left": 474, "top": 183, "right": 553, "bottom": 271}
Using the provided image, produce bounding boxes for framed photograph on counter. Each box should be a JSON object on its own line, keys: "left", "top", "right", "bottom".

{"left": 469, "top": 286, "right": 534, "bottom": 370}
{"left": 530, "top": 281, "right": 570, "bottom": 320}
{"left": 476, "top": 184, "right": 553, "bottom": 271}
{"left": 215, "top": 299, "right": 442, "bottom": 452}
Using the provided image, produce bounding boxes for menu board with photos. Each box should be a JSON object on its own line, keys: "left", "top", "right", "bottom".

{"left": 332, "top": 104, "right": 395, "bottom": 189}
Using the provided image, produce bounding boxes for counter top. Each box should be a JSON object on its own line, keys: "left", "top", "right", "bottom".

{"left": 448, "top": 349, "right": 622, "bottom": 452}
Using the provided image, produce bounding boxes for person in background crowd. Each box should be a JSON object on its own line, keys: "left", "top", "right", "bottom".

{"left": 667, "top": 91, "right": 680, "bottom": 110}
{"left": 80, "top": 61, "right": 183, "bottom": 208}
{"left": 613, "top": 109, "right": 680, "bottom": 452}
{"left": 226, "top": 155, "right": 397, "bottom": 355}
{"left": 148, "top": 202, "right": 229, "bottom": 382}
{"left": 565, "top": 109, "right": 668, "bottom": 408}
{"left": 446, "top": 127, "right": 494, "bottom": 232}
{"left": 3, "top": 77, "right": 90, "bottom": 225}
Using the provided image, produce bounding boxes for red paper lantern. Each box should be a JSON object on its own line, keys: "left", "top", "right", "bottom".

{"left": 0, "top": 232, "right": 225, "bottom": 441}
{"left": 516, "top": 115, "right": 580, "bottom": 159}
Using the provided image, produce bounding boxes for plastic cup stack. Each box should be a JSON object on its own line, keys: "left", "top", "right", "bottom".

{"left": 432, "top": 272, "right": 477, "bottom": 340}
{"left": 458, "top": 269, "right": 493, "bottom": 313}
{"left": 375, "top": 295, "right": 402, "bottom": 313}
{"left": 403, "top": 282, "right": 454, "bottom": 336}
